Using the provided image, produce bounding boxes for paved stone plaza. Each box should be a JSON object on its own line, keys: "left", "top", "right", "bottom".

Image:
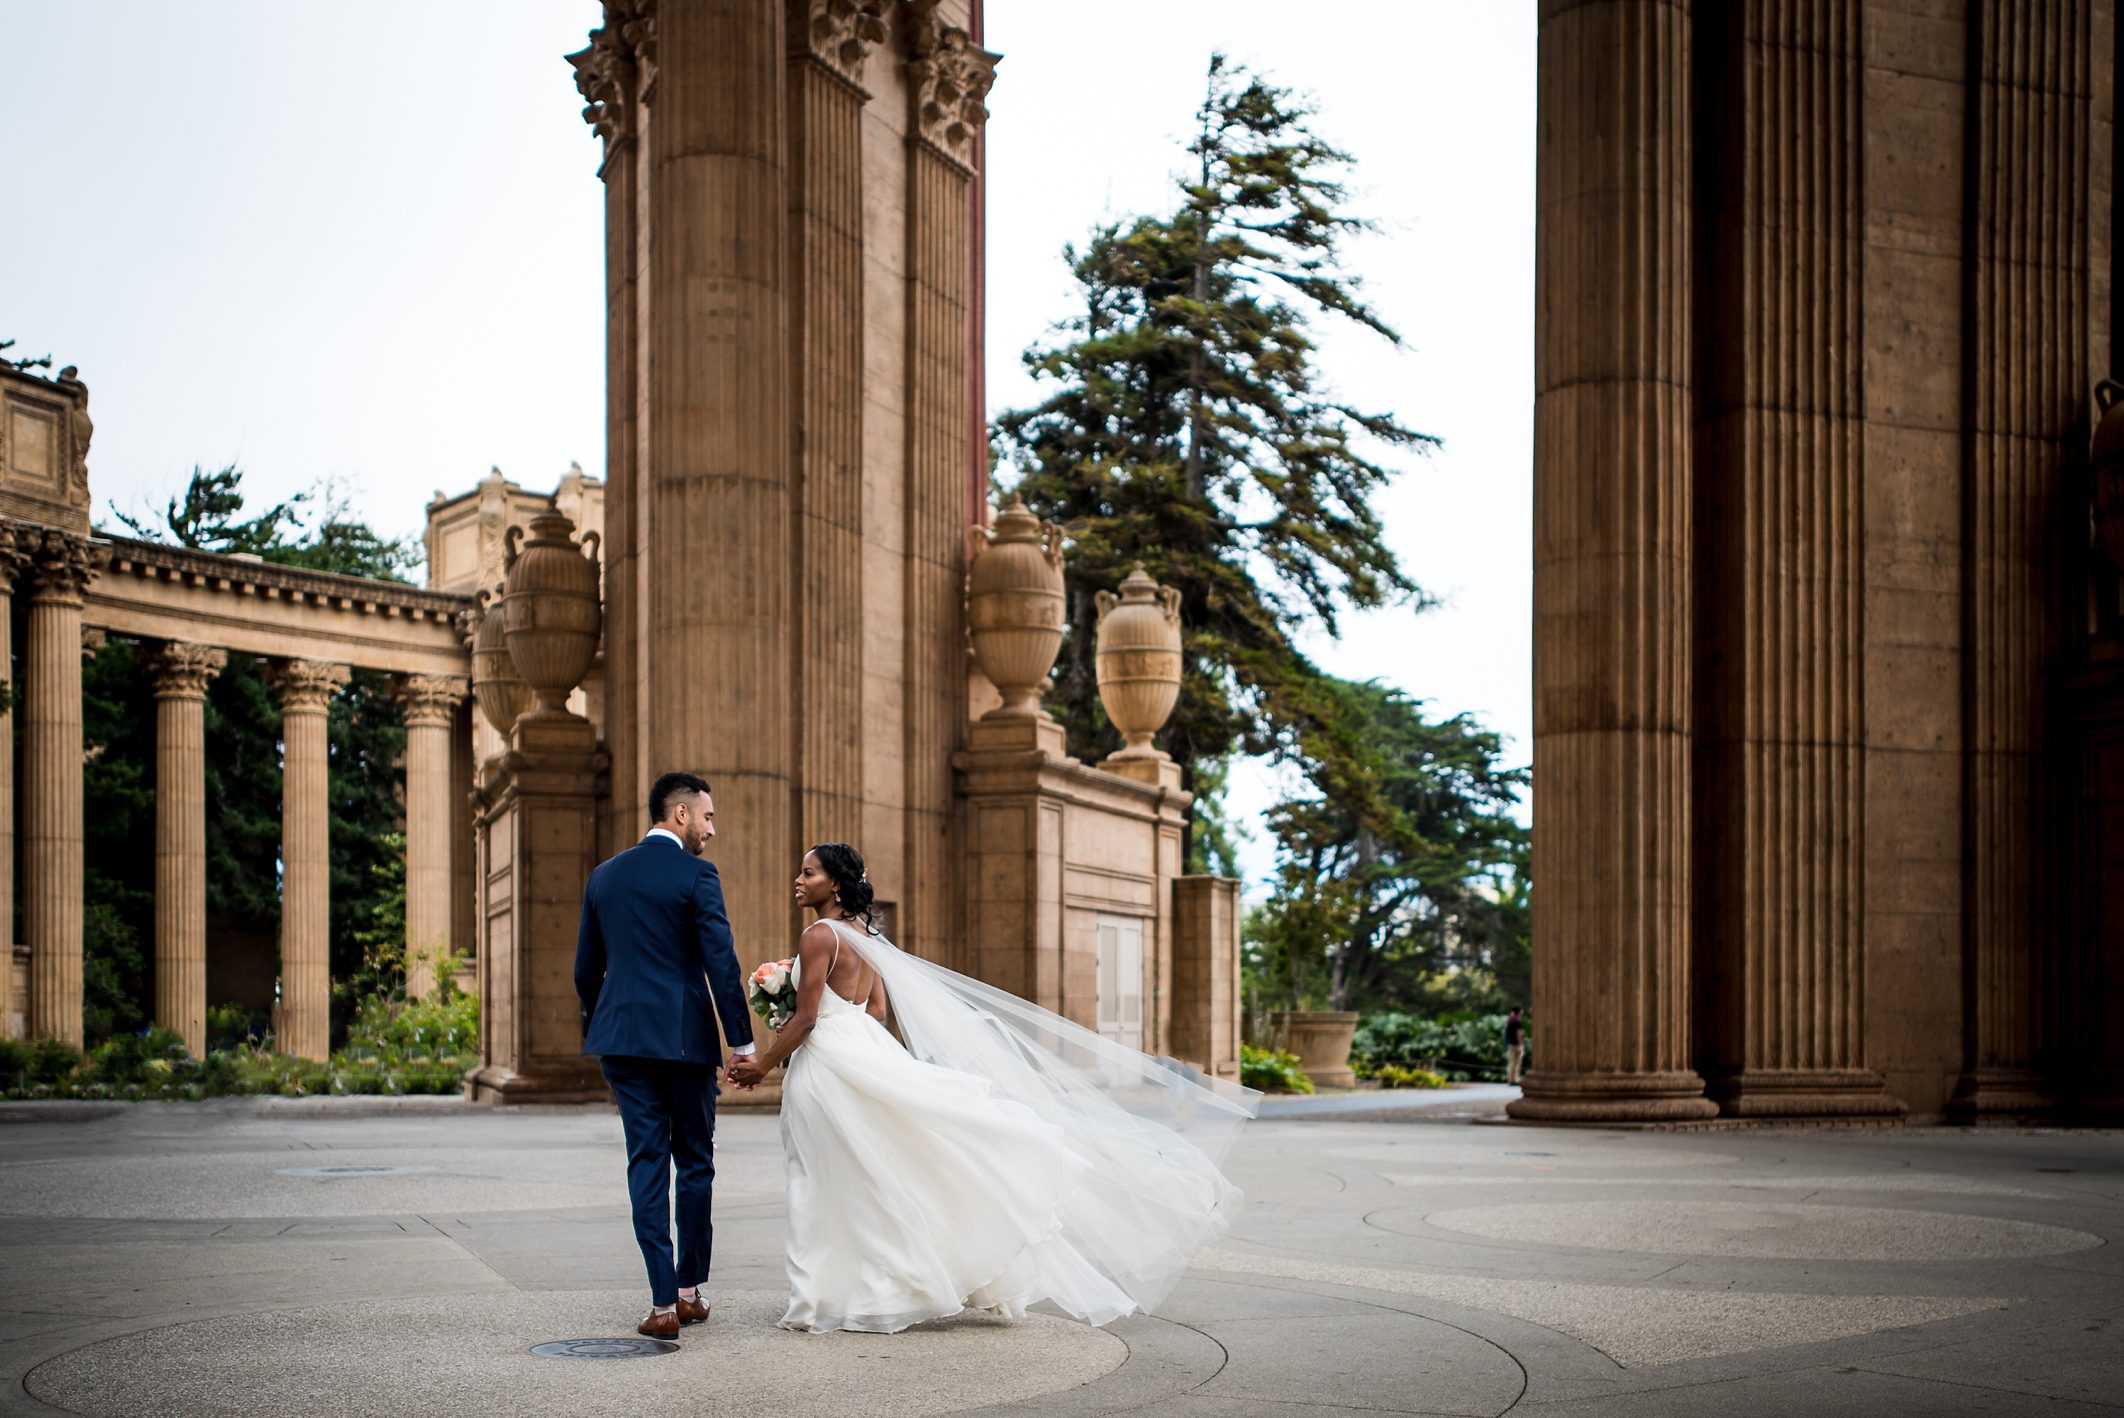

{"left": 1, "top": 1096, "right": 2119, "bottom": 1417}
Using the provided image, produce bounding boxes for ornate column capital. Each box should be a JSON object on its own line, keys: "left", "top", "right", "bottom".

{"left": 901, "top": 0, "right": 997, "bottom": 170}
{"left": 268, "top": 659, "right": 350, "bottom": 715}
{"left": 148, "top": 642, "right": 228, "bottom": 702}
{"left": 566, "top": 2, "right": 657, "bottom": 166}
{"left": 23, "top": 529, "right": 100, "bottom": 605}
{"left": 0, "top": 525, "right": 29, "bottom": 595}
{"left": 796, "top": 0, "right": 889, "bottom": 94}
{"left": 399, "top": 673, "right": 470, "bottom": 730}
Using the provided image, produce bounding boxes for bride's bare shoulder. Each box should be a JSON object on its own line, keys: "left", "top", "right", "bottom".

{"left": 799, "top": 919, "right": 839, "bottom": 951}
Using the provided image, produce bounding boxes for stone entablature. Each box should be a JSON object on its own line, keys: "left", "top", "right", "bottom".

{"left": 88, "top": 535, "right": 474, "bottom": 677}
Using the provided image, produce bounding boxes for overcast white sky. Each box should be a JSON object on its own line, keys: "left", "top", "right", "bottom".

{"left": 2, "top": 1, "right": 1533, "bottom": 888}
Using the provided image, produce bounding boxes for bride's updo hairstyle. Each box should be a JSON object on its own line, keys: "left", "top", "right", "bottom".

{"left": 810, "top": 842, "right": 877, "bottom": 931}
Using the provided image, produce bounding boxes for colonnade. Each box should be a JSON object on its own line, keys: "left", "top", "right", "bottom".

{"left": 3, "top": 524, "right": 469, "bottom": 1058}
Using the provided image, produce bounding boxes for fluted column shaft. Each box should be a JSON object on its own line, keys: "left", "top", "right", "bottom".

{"left": 401, "top": 676, "right": 469, "bottom": 997}
{"left": 1691, "top": 1, "right": 1895, "bottom": 1116}
{"left": 0, "top": 531, "right": 23, "bottom": 1038}
{"left": 272, "top": 660, "right": 348, "bottom": 1060}
{"left": 1514, "top": 0, "right": 1715, "bottom": 1121}
{"left": 23, "top": 532, "right": 96, "bottom": 1048}
{"left": 900, "top": 11, "right": 995, "bottom": 969}
{"left": 1959, "top": 0, "right": 2093, "bottom": 1116}
{"left": 150, "top": 644, "right": 225, "bottom": 1056}
{"left": 790, "top": 0, "right": 878, "bottom": 848}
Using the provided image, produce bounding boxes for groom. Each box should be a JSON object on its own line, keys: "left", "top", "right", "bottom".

{"left": 575, "top": 770, "right": 756, "bottom": 1338}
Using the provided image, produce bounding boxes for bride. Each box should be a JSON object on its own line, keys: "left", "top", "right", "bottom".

{"left": 723, "top": 843, "right": 1257, "bottom": 1335}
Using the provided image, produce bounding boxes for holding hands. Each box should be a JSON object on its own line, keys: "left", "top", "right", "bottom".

{"left": 726, "top": 1054, "right": 768, "bottom": 1090}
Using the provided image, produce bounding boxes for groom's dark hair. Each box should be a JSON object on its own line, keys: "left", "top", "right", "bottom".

{"left": 648, "top": 770, "right": 712, "bottom": 824}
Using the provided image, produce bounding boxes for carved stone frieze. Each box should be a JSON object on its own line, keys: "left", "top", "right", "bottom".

{"left": 269, "top": 658, "right": 351, "bottom": 714}
{"left": 798, "top": 0, "right": 889, "bottom": 93}
{"left": 148, "top": 642, "right": 228, "bottom": 701}
{"left": 901, "top": 0, "right": 997, "bottom": 169}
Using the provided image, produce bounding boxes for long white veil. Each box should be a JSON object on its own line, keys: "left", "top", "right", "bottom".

{"left": 829, "top": 918, "right": 1260, "bottom": 1319}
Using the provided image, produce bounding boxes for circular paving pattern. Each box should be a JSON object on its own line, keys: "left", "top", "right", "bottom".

{"left": 27, "top": 1289, "right": 1128, "bottom": 1418}
{"left": 1327, "top": 1139, "right": 1745, "bottom": 1169}
{"left": 1415, "top": 1200, "right": 2104, "bottom": 1260}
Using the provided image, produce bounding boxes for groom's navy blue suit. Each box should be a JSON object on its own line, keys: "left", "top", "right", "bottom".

{"left": 575, "top": 831, "right": 755, "bottom": 1305}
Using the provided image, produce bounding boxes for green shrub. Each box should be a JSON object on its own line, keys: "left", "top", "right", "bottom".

{"left": 1352, "top": 1011, "right": 1519, "bottom": 1083}
{"left": 1240, "top": 1043, "right": 1315, "bottom": 1095}
{"left": 1354, "top": 1058, "right": 1447, "bottom": 1090}
{"left": 2, "top": 987, "right": 478, "bottom": 1100}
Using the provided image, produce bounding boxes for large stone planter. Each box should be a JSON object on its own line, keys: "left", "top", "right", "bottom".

{"left": 1269, "top": 1010, "right": 1360, "bottom": 1090}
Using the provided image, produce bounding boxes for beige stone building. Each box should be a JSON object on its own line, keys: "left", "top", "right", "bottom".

{"left": 1519, "top": 0, "right": 2124, "bottom": 1124}
{"left": 0, "top": 0, "right": 1243, "bottom": 1100}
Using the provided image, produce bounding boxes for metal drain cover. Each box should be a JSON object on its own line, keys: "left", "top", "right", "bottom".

{"left": 275, "top": 1165, "right": 435, "bottom": 1178}
{"left": 531, "top": 1338, "right": 680, "bottom": 1360}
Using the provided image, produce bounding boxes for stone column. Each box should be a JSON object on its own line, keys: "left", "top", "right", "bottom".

{"left": 270, "top": 659, "right": 348, "bottom": 1060}
{"left": 0, "top": 529, "right": 24, "bottom": 1038}
{"left": 790, "top": 0, "right": 884, "bottom": 847}
{"left": 22, "top": 530, "right": 97, "bottom": 1048}
{"left": 400, "top": 675, "right": 469, "bottom": 997}
{"left": 1512, "top": 0, "right": 1716, "bottom": 1121}
{"left": 901, "top": 3, "right": 997, "bottom": 968}
{"left": 149, "top": 643, "right": 226, "bottom": 1056}
{"left": 1956, "top": 0, "right": 2094, "bottom": 1119}
{"left": 1690, "top": 2, "right": 1898, "bottom": 1117}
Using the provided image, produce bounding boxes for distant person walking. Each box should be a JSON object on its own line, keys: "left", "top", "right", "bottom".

{"left": 1504, "top": 1007, "right": 1525, "bottom": 1086}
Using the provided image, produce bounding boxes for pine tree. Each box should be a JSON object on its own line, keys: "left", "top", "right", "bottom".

{"left": 998, "top": 55, "right": 1435, "bottom": 849}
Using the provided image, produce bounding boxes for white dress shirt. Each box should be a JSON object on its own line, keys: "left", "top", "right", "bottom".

{"left": 646, "top": 829, "right": 755, "bottom": 1056}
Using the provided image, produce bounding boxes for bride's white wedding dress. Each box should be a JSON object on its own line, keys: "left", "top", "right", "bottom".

{"left": 776, "top": 918, "right": 1257, "bottom": 1335}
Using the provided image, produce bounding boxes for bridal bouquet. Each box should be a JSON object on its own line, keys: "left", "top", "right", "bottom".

{"left": 748, "top": 957, "right": 799, "bottom": 1030}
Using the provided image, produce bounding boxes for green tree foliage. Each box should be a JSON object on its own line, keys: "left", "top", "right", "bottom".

{"left": 1245, "top": 679, "right": 1527, "bottom": 1014}
{"left": 998, "top": 56, "right": 1436, "bottom": 858}
{"left": 82, "top": 466, "right": 422, "bottom": 1045}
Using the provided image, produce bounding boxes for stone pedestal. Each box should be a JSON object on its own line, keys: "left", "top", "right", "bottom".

{"left": 150, "top": 642, "right": 225, "bottom": 1056}
{"left": 956, "top": 721, "right": 1189, "bottom": 1053}
{"left": 1170, "top": 876, "right": 1241, "bottom": 1081}
{"left": 1269, "top": 1011, "right": 1359, "bottom": 1091}
{"left": 467, "top": 714, "right": 609, "bottom": 1103}
{"left": 270, "top": 660, "right": 348, "bottom": 1061}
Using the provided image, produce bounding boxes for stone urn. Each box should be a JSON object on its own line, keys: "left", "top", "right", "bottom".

{"left": 1094, "top": 565, "right": 1183, "bottom": 759}
{"left": 502, "top": 504, "right": 602, "bottom": 720}
{"left": 2094, "top": 379, "right": 2124, "bottom": 568}
{"left": 468, "top": 585, "right": 532, "bottom": 737}
{"left": 1268, "top": 1010, "right": 1361, "bottom": 1090}
{"left": 967, "top": 496, "right": 1066, "bottom": 717}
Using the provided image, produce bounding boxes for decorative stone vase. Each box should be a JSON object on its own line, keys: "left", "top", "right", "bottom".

{"left": 1094, "top": 565, "right": 1183, "bottom": 759}
{"left": 502, "top": 504, "right": 602, "bottom": 719}
{"left": 1268, "top": 1010, "right": 1361, "bottom": 1090}
{"left": 469, "top": 586, "right": 532, "bottom": 737}
{"left": 967, "top": 496, "right": 1066, "bottom": 717}
{"left": 2094, "top": 379, "right": 2124, "bottom": 569}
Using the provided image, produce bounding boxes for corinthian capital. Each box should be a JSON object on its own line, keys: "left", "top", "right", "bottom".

{"left": 399, "top": 673, "right": 470, "bottom": 730}
{"left": 797, "top": 0, "right": 889, "bottom": 92}
{"left": 269, "top": 659, "right": 351, "bottom": 715}
{"left": 0, "top": 526, "right": 28, "bottom": 596}
{"left": 149, "top": 642, "right": 228, "bottom": 701}
{"left": 901, "top": 0, "right": 998, "bottom": 169}
{"left": 566, "top": 2, "right": 657, "bottom": 161}
{"left": 23, "top": 528, "right": 100, "bottom": 604}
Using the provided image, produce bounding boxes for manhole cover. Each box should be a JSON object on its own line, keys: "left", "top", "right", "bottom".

{"left": 274, "top": 1165, "right": 435, "bottom": 1178}
{"left": 1503, "top": 1151, "right": 1555, "bottom": 1157}
{"left": 2035, "top": 1168, "right": 2077, "bottom": 1174}
{"left": 530, "top": 1338, "right": 680, "bottom": 1360}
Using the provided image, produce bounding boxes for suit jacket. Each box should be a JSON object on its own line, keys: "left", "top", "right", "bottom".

{"left": 575, "top": 835, "right": 756, "bottom": 1064}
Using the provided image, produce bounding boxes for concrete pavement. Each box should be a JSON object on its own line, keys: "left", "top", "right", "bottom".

{"left": 1, "top": 1096, "right": 2119, "bottom": 1416}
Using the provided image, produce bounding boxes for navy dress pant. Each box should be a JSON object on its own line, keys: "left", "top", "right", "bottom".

{"left": 600, "top": 1055, "right": 718, "bottom": 1305}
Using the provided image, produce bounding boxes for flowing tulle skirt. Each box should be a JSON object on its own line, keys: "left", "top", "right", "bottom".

{"left": 777, "top": 997, "right": 1137, "bottom": 1334}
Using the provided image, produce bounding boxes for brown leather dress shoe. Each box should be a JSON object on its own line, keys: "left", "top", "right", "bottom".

{"left": 676, "top": 1294, "right": 710, "bottom": 1326}
{"left": 637, "top": 1307, "right": 680, "bottom": 1339}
